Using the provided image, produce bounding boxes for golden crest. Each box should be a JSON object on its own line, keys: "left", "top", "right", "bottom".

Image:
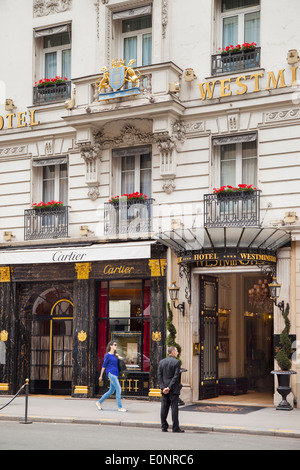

{"left": 78, "top": 330, "right": 87, "bottom": 342}
{"left": 0, "top": 330, "right": 8, "bottom": 342}
{"left": 152, "top": 331, "right": 161, "bottom": 342}
{"left": 95, "top": 58, "right": 141, "bottom": 94}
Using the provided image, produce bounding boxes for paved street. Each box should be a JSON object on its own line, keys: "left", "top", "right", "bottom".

{"left": 0, "top": 421, "right": 299, "bottom": 451}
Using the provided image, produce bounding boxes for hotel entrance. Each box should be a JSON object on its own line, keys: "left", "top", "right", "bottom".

{"left": 199, "top": 271, "right": 274, "bottom": 403}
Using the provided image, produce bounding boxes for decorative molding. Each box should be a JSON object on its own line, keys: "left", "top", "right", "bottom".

{"left": 0, "top": 267, "right": 11, "bottom": 283}
{"left": 79, "top": 142, "right": 102, "bottom": 200}
{"left": 0, "top": 146, "right": 28, "bottom": 157}
{"left": 75, "top": 262, "right": 92, "bottom": 280}
{"left": 148, "top": 259, "right": 167, "bottom": 277}
{"left": 265, "top": 109, "right": 300, "bottom": 122}
{"left": 33, "top": 0, "right": 72, "bottom": 17}
{"left": 162, "top": 179, "right": 176, "bottom": 194}
{"left": 162, "top": 0, "right": 168, "bottom": 39}
{"left": 74, "top": 386, "right": 88, "bottom": 394}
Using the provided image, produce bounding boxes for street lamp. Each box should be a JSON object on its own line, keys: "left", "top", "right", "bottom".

{"left": 168, "top": 281, "right": 185, "bottom": 316}
{"left": 268, "top": 277, "right": 285, "bottom": 315}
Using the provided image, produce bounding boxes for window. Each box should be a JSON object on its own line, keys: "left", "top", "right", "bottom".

{"left": 113, "top": 146, "right": 152, "bottom": 198}
{"left": 32, "top": 158, "right": 68, "bottom": 205}
{"left": 214, "top": 138, "right": 257, "bottom": 188}
{"left": 97, "top": 280, "right": 150, "bottom": 373}
{"left": 34, "top": 27, "right": 71, "bottom": 81}
{"left": 122, "top": 15, "right": 152, "bottom": 66}
{"left": 43, "top": 32, "right": 71, "bottom": 79}
{"left": 112, "top": 7, "right": 152, "bottom": 67}
{"left": 220, "top": 0, "right": 260, "bottom": 48}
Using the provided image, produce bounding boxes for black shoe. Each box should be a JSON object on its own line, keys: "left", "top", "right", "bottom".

{"left": 173, "top": 429, "right": 185, "bottom": 433}
{"left": 162, "top": 428, "right": 168, "bottom": 432}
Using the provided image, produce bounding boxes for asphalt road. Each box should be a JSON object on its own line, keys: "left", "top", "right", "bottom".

{"left": 0, "top": 421, "right": 299, "bottom": 452}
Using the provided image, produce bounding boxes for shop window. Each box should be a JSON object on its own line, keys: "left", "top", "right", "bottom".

{"left": 97, "top": 280, "right": 150, "bottom": 373}
{"left": 112, "top": 6, "right": 152, "bottom": 67}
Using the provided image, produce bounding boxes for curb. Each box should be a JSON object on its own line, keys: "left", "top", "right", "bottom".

{"left": 0, "top": 414, "right": 300, "bottom": 439}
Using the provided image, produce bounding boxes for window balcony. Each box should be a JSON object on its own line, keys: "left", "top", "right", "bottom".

{"left": 211, "top": 48, "right": 261, "bottom": 75}
{"left": 33, "top": 81, "right": 71, "bottom": 105}
{"left": 204, "top": 190, "right": 261, "bottom": 228}
{"left": 24, "top": 206, "right": 69, "bottom": 240}
{"left": 104, "top": 199, "right": 154, "bottom": 237}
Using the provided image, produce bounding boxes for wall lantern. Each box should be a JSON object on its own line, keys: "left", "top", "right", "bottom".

{"left": 168, "top": 281, "right": 185, "bottom": 316}
{"left": 268, "top": 277, "right": 285, "bottom": 314}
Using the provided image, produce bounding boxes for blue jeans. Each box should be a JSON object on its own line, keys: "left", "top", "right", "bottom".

{"left": 99, "top": 373, "right": 122, "bottom": 408}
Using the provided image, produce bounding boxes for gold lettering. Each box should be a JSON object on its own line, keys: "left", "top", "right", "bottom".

{"left": 250, "top": 72, "right": 263, "bottom": 92}
{"left": 236, "top": 75, "right": 247, "bottom": 95}
{"left": 198, "top": 81, "right": 217, "bottom": 100}
{"left": 0, "top": 116, "right": 3, "bottom": 130}
{"left": 291, "top": 66, "right": 298, "bottom": 86}
{"left": 219, "top": 79, "right": 232, "bottom": 98}
{"left": 17, "top": 112, "right": 27, "bottom": 128}
{"left": 29, "top": 110, "right": 40, "bottom": 127}
{"left": 6, "top": 113, "right": 15, "bottom": 129}
{"left": 266, "top": 69, "right": 287, "bottom": 90}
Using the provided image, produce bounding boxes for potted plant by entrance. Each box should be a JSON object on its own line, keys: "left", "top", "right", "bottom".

{"left": 271, "top": 303, "right": 296, "bottom": 410}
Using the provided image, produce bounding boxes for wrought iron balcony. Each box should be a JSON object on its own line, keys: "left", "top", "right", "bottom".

{"left": 33, "top": 81, "right": 71, "bottom": 105}
{"left": 211, "top": 48, "right": 261, "bottom": 75}
{"left": 24, "top": 206, "right": 69, "bottom": 240}
{"left": 204, "top": 191, "right": 261, "bottom": 228}
{"left": 104, "top": 198, "right": 154, "bottom": 236}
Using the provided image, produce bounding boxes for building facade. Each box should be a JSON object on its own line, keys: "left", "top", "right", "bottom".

{"left": 0, "top": 0, "right": 299, "bottom": 406}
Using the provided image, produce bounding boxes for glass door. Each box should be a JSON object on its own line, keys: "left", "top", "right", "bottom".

{"left": 31, "top": 294, "right": 73, "bottom": 395}
{"left": 199, "top": 276, "right": 219, "bottom": 399}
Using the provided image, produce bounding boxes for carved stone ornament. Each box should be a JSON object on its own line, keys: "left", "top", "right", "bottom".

{"left": 79, "top": 142, "right": 102, "bottom": 200}
{"left": 75, "top": 262, "right": 92, "bottom": 280}
{"left": 162, "top": 179, "right": 176, "bottom": 194}
{"left": 33, "top": 0, "right": 72, "bottom": 17}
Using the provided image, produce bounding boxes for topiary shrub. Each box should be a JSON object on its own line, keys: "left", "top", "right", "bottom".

{"left": 166, "top": 302, "right": 181, "bottom": 360}
{"left": 276, "top": 303, "right": 293, "bottom": 371}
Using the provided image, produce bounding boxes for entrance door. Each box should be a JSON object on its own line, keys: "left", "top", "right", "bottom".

{"left": 31, "top": 296, "right": 73, "bottom": 394}
{"left": 199, "top": 276, "right": 219, "bottom": 400}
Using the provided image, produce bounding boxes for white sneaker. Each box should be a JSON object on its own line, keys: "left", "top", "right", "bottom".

{"left": 118, "top": 407, "right": 127, "bottom": 412}
{"left": 96, "top": 402, "right": 102, "bottom": 410}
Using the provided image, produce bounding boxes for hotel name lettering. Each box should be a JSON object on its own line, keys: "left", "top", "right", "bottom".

{"left": 178, "top": 252, "right": 277, "bottom": 267}
{"left": 0, "top": 110, "right": 40, "bottom": 131}
{"left": 198, "top": 67, "right": 298, "bottom": 100}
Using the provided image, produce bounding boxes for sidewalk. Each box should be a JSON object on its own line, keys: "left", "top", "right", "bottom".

{"left": 0, "top": 395, "right": 300, "bottom": 439}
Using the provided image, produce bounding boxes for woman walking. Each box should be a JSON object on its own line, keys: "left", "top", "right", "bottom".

{"left": 96, "top": 340, "right": 127, "bottom": 412}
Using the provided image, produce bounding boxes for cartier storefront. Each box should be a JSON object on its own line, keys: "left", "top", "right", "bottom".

{"left": 0, "top": 241, "right": 167, "bottom": 398}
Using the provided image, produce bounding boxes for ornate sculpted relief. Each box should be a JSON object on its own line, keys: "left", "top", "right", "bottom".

{"left": 162, "top": 0, "right": 168, "bottom": 38}
{"left": 33, "top": 0, "right": 72, "bottom": 17}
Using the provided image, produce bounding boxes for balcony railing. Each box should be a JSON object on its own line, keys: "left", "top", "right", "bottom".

{"left": 204, "top": 191, "right": 261, "bottom": 228}
{"left": 24, "top": 206, "right": 69, "bottom": 240}
{"left": 33, "top": 81, "right": 71, "bottom": 105}
{"left": 211, "top": 48, "right": 261, "bottom": 75}
{"left": 104, "top": 199, "right": 154, "bottom": 236}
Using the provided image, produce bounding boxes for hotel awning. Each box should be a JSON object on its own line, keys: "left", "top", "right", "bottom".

{"left": 155, "top": 226, "right": 291, "bottom": 266}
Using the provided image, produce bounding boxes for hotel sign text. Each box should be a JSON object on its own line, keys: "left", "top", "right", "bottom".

{"left": 178, "top": 252, "right": 277, "bottom": 268}
{"left": 198, "top": 67, "right": 298, "bottom": 100}
{"left": 0, "top": 110, "right": 40, "bottom": 131}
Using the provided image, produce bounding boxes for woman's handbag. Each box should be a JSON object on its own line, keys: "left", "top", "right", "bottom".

{"left": 118, "top": 358, "right": 127, "bottom": 377}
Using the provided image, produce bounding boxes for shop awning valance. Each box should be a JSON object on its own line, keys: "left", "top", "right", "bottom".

{"left": 112, "top": 5, "right": 152, "bottom": 20}
{"left": 213, "top": 133, "right": 257, "bottom": 146}
{"left": 34, "top": 24, "right": 70, "bottom": 38}
{"left": 155, "top": 226, "right": 291, "bottom": 265}
{"left": 0, "top": 241, "right": 155, "bottom": 266}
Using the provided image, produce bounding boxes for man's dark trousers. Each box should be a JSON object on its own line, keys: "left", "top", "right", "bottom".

{"left": 161, "top": 390, "right": 180, "bottom": 432}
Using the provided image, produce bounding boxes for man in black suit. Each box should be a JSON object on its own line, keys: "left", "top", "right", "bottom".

{"left": 158, "top": 346, "right": 184, "bottom": 433}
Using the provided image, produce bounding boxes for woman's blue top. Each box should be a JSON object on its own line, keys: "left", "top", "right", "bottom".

{"left": 103, "top": 353, "right": 119, "bottom": 376}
